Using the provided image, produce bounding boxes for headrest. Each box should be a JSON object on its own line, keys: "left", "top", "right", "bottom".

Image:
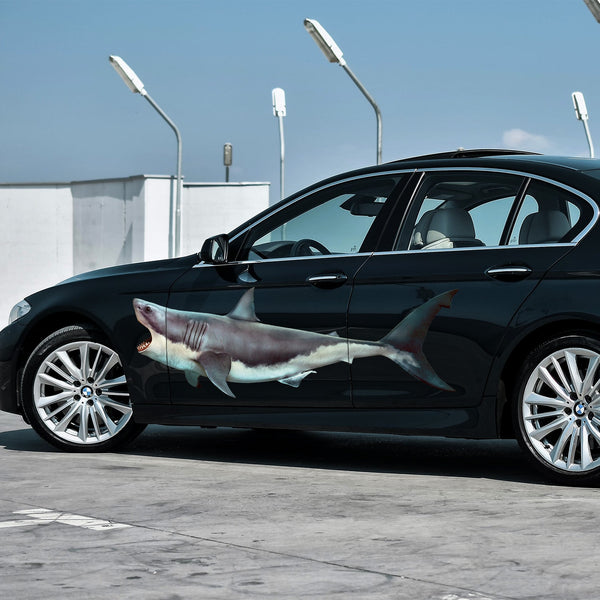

{"left": 519, "top": 210, "right": 571, "bottom": 245}
{"left": 411, "top": 210, "right": 435, "bottom": 248}
{"left": 424, "top": 208, "right": 476, "bottom": 245}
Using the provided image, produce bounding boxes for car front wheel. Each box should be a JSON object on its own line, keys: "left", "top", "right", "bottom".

{"left": 514, "top": 334, "right": 600, "bottom": 485}
{"left": 21, "top": 325, "right": 145, "bottom": 452}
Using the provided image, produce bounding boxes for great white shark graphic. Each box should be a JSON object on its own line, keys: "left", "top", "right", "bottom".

{"left": 133, "top": 288, "right": 456, "bottom": 397}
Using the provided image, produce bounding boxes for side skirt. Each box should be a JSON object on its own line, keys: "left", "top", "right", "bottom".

{"left": 132, "top": 404, "right": 498, "bottom": 439}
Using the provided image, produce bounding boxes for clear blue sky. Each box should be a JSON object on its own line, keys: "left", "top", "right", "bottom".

{"left": 2, "top": 0, "right": 600, "bottom": 202}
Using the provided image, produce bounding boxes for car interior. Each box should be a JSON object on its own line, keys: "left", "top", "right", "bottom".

{"left": 407, "top": 178, "right": 580, "bottom": 250}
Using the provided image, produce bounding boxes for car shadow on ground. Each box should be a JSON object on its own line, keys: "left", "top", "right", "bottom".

{"left": 0, "top": 422, "right": 545, "bottom": 485}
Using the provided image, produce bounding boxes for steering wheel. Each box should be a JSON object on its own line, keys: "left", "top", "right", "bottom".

{"left": 290, "top": 238, "right": 331, "bottom": 256}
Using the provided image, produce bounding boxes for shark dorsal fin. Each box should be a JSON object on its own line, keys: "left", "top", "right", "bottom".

{"left": 227, "top": 288, "right": 260, "bottom": 322}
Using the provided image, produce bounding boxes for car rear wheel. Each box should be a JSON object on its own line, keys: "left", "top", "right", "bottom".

{"left": 21, "top": 325, "right": 146, "bottom": 452}
{"left": 514, "top": 334, "right": 600, "bottom": 485}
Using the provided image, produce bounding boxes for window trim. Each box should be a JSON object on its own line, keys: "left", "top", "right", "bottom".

{"left": 232, "top": 172, "right": 412, "bottom": 262}
{"left": 498, "top": 177, "right": 530, "bottom": 245}
{"left": 218, "top": 166, "right": 598, "bottom": 267}
{"left": 228, "top": 170, "right": 416, "bottom": 245}
{"left": 392, "top": 167, "right": 598, "bottom": 252}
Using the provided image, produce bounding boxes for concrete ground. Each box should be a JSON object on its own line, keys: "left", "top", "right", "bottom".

{"left": 0, "top": 410, "right": 598, "bottom": 600}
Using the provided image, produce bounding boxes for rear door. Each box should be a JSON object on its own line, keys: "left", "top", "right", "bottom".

{"left": 348, "top": 170, "right": 590, "bottom": 415}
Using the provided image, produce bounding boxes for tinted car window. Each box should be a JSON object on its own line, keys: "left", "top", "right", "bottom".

{"left": 508, "top": 179, "right": 587, "bottom": 245}
{"left": 397, "top": 172, "right": 523, "bottom": 251}
{"left": 244, "top": 176, "right": 404, "bottom": 260}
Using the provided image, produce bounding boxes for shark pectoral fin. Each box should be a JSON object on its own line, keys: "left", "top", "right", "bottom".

{"left": 278, "top": 370, "right": 317, "bottom": 388}
{"left": 196, "top": 352, "right": 235, "bottom": 397}
{"left": 184, "top": 370, "right": 200, "bottom": 387}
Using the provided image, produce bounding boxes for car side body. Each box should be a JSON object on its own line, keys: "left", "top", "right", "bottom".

{"left": 3, "top": 150, "right": 600, "bottom": 484}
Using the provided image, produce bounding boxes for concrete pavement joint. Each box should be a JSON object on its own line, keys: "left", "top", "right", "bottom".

{"left": 0, "top": 496, "right": 517, "bottom": 599}
{"left": 126, "top": 520, "right": 519, "bottom": 600}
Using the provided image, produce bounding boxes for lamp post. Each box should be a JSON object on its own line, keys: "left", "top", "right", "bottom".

{"left": 223, "top": 143, "right": 232, "bottom": 182}
{"left": 272, "top": 88, "right": 286, "bottom": 201}
{"left": 304, "top": 18, "right": 382, "bottom": 164}
{"left": 572, "top": 91, "right": 595, "bottom": 158}
{"left": 109, "top": 55, "right": 183, "bottom": 258}
{"left": 584, "top": 0, "right": 600, "bottom": 22}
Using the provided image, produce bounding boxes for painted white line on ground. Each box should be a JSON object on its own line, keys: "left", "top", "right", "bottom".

{"left": 440, "top": 594, "right": 494, "bottom": 600}
{"left": 0, "top": 519, "right": 45, "bottom": 529}
{"left": 0, "top": 508, "right": 131, "bottom": 531}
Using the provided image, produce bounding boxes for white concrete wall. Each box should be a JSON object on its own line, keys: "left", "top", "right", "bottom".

{"left": 0, "top": 177, "right": 270, "bottom": 324}
{"left": 180, "top": 182, "right": 270, "bottom": 255}
{"left": 0, "top": 184, "right": 73, "bottom": 322}
{"left": 72, "top": 177, "right": 147, "bottom": 273}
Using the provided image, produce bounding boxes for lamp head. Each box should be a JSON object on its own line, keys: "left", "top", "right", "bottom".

{"left": 272, "top": 88, "right": 286, "bottom": 117}
{"left": 303, "top": 18, "right": 346, "bottom": 66}
{"left": 584, "top": 0, "right": 600, "bottom": 23}
{"left": 573, "top": 91, "right": 589, "bottom": 121}
{"left": 223, "top": 143, "right": 232, "bottom": 167}
{"left": 109, "top": 55, "right": 146, "bottom": 95}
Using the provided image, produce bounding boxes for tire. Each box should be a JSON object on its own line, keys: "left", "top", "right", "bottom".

{"left": 513, "top": 334, "right": 600, "bottom": 485}
{"left": 21, "top": 325, "right": 146, "bottom": 452}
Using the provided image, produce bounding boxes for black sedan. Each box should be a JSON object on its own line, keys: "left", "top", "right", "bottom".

{"left": 3, "top": 149, "right": 600, "bottom": 485}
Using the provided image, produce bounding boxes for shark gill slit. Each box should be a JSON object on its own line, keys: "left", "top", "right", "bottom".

{"left": 184, "top": 320, "right": 206, "bottom": 350}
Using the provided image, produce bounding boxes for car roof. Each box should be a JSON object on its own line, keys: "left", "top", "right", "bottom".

{"left": 227, "top": 149, "right": 600, "bottom": 240}
{"left": 330, "top": 149, "right": 600, "bottom": 199}
{"left": 303, "top": 150, "right": 600, "bottom": 191}
{"left": 385, "top": 149, "right": 600, "bottom": 172}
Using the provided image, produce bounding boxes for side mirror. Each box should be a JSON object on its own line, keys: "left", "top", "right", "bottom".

{"left": 200, "top": 234, "right": 230, "bottom": 264}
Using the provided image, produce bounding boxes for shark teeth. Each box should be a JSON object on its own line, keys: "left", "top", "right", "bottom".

{"left": 137, "top": 338, "right": 151, "bottom": 352}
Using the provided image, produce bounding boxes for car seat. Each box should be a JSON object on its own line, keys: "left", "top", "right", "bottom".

{"left": 411, "top": 207, "right": 485, "bottom": 250}
{"left": 518, "top": 210, "right": 571, "bottom": 244}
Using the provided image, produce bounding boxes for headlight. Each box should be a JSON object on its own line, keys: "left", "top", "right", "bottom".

{"left": 9, "top": 300, "right": 31, "bottom": 324}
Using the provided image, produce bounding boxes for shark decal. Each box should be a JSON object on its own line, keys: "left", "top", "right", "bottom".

{"left": 133, "top": 288, "right": 457, "bottom": 397}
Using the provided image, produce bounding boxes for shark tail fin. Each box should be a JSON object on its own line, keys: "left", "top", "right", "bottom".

{"left": 380, "top": 289, "right": 457, "bottom": 391}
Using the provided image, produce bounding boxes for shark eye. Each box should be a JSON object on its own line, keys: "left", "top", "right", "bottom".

{"left": 144, "top": 306, "right": 152, "bottom": 313}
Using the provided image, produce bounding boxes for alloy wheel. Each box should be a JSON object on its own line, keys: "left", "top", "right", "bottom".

{"left": 521, "top": 346, "right": 600, "bottom": 473}
{"left": 32, "top": 340, "right": 133, "bottom": 445}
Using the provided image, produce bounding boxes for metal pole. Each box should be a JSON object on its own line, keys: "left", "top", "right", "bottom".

{"left": 278, "top": 114, "right": 285, "bottom": 201}
{"left": 582, "top": 119, "right": 595, "bottom": 158}
{"left": 142, "top": 92, "right": 182, "bottom": 258}
{"left": 341, "top": 63, "right": 382, "bottom": 165}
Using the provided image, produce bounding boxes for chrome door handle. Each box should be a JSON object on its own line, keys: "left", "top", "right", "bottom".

{"left": 486, "top": 265, "right": 532, "bottom": 281}
{"left": 307, "top": 273, "right": 348, "bottom": 288}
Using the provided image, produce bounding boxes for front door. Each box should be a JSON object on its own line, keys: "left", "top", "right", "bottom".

{"left": 168, "top": 174, "right": 410, "bottom": 408}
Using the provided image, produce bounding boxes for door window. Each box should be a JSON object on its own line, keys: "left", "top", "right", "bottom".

{"left": 508, "top": 179, "right": 586, "bottom": 245}
{"left": 396, "top": 172, "right": 594, "bottom": 252}
{"left": 242, "top": 176, "right": 405, "bottom": 260}
{"left": 397, "top": 172, "right": 524, "bottom": 251}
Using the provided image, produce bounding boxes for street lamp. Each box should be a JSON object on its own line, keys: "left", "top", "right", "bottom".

{"left": 109, "top": 55, "right": 183, "bottom": 258}
{"left": 304, "top": 18, "right": 382, "bottom": 164}
{"left": 223, "top": 143, "right": 233, "bottom": 182}
{"left": 572, "top": 91, "right": 595, "bottom": 158}
{"left": 584, "top": 0, "right": 600, "bottom": 23}
{"left": 272, "top": 88, "right": 286, "bottom": 201}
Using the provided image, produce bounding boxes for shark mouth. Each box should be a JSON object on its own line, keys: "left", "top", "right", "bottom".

{"left": 137, "top": 338, "right": 152, "bottom": 353}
